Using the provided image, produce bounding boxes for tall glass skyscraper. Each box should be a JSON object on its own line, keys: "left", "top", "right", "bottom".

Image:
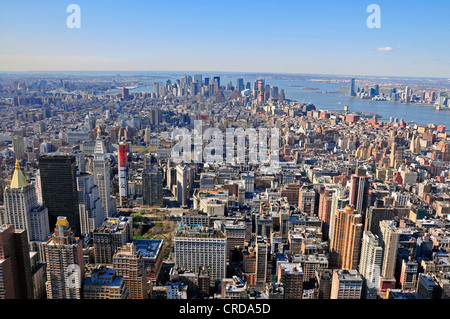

{"left": 349, "top": 78, "right": 356, "bottom": 96}
{"left": 38, "top": 154, "right": 80, "bottom": 236}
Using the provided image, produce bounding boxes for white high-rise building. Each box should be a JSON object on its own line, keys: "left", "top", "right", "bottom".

{"left": 93, "top": 127, "right": 114, "bottom": 216}
{"left": 330, "top": 269, "right": 363, "bottom": 299}
{"left": 34, "top": 169, "right": 43, "bottom": 206}
{"left": 77, "top": 172, "right": 105, "bottom": 236}
{"left": 174, "top": 224, "right": 226, "bottom": 284}
{"left": 379, "top": 220, "right": 400, "bottom": 280}
{"left": 328, "top": 185, "right": 348, "bottom": 245}
{"left": 3, "top": 160, "right": 50, "bottom": 243}
{"left": 359, "top": 231, "right": 383, "bottom": 298}
{"left": 176, "top": 165, "right": 189, "bottom": 207}
{"left": 12, "top": 135, "right": 25, "bottom": 160}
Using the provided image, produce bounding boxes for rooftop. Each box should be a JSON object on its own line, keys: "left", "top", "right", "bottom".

{"left": 133, "top": 238, "right": 163, "bottom": 258}
{"left": 95, "top": 217, "right": 130, "bottom": 234}
{"left": 176, "top": 223, "right": 226, "bottom": 239}
{"left": 9, "top": 159, "right": 29, "bottom": 189}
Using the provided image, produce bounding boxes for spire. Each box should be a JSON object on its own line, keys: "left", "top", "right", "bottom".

{"left": 10, "top": 159, "right": 29, "bottom": 188}
{"left": 96, "top": 126, "right": 102, "bottom": 139}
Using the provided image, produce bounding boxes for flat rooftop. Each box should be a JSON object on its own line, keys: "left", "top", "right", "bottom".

{"left": 133, "top": 238, "right": 163, "bottom": 258}
{"left": 95, "top": 217, "right": 129, "bottom": 234}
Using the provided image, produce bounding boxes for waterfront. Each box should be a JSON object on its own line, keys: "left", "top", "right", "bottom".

{"left": 130, "top": 72, "right": 450, "bottom": 128}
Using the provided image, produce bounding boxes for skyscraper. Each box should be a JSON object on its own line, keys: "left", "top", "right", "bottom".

{"left": 390, "top": 142, "right": 403, "bottom": 169}
{"left": 358, "top": 231, "right": 383, "bottom": 298}
{"left": 122, "top": 87, "right": 130, "bottom": 100}
{"left": 113, "top": 242, "right": 149, "bottom": 299}
{"left": 118, "top": 142, "right": 128, "bottom": 207}
{"left": 349, "top": 170, "right": 370, "bottom": 215}
{"left": 12, "top": 135, "right": 25, "bottom": 160}
{"left": 0, "top": 225, "right": 33, "bottom": 299}
{"left": 194, "top": 74, "right": 203, "bottom": 87}
{"left": 174, "top": 223, "right": 227, "bottom": 284}
{"left": 256, "top": 236, "right": 268, "bottom": 287}
{"left": 330, "top": 205, "right": 363, "bottom": 270}
{"left": 93, "top": 217, "right": 133, "bottom": 265}
{"left": 4, "top": 160, "right": 50, "bottom": 243}
{"left": 379, "top": 220, "right": 400, "bottom": 284}
{"left": 93, "top": 127, "right": 114, "bottom": 216}
{"left": 236, "top": 78, "right": 244, "bottom": 93}
{"left": 142, "top": 155, "right": 163, "bottom": 207}
{"left": 349, "top": 78, "right": 356, "bottom": 97}
{"left": 76, "top": 172, "right": 105, "bottom": 236}
{"left": 38, "top": 154, "right": 80, "bottom": 236}
{"left": 44, "top": 217, "right": 84, "bottom": 299}
{"left": 176, "top": 165, "right": 189, "bottom": 207}
{"left": 364, "top": 200, "right": 395, "bottom": 235}
{"left": 328, "top": 185, "right": 348, "bottom": 245}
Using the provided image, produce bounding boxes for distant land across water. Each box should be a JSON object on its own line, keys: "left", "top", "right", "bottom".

{"left": 126, "top": 71, "right": 450, "bottom": 128}
{"left": 5, "top": 70, "right": 450, "bottom": 128}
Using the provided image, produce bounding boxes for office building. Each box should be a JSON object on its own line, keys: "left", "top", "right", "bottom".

{"left": 256, "top": 215, "right": 273, "bottom": 240}
{"left": 281, "top": 184, "right": 301, "bottom": 208}
{"left": 298, "top": 187, "right": 316, "bottom": 216}
{"left": 133, "top": 239, "right": 164, "bottom": 284}
{"left": 77, "top": 172, "right": 105, "bottom": 236}
{"left": 349, "top": 172, "right": 369, "bottom": 215}
{"left": 330, "top": 205, "right": 363, "bottom": 270}
{"left": 256, "top": 236, "right": 268, "bottom": 287}
{"left": 359, "top": 231, "right": 383, "bottom": 298}
{"left": 0, "top": 225, "right": 33, "bottom": 299}
{"left": 176, "top": 165, "right": 190, "bottom": 207}
{"left": 330, "top": 269, "right": 363, "bottom": 299}
{"left": 83, "top": 268, "right": 129, "bottom": 299}
{"left": 12, "top": 136, "right": 25, "bottom": 160}
{"left": 379, "top": 220, "right": 400, "bottom": 286}
{"left": 364, "top": 200, "right": 395, "bottom": 235}
{"left": 416, "top": 273, "right": 439, "bottom": 299}
{"left": 44, "top": 217, "right": 84, "bottom": 299}
{"left": 316, "top": 269, "right": 333, "bottom": 299}
{"left": 93, "top": 127, "right": 114, "bottom": 216}
{"left": 38, "top": 154, "right": 80, "bottom": 236}
{"left": 122, "top": 87, "right": 130, "bottom": 100}
{"left": 93, "top": 217, "right": 133, "bottom": 265}
{"left": 277, "top": 262, "right": 303, "bottom": 299}
{"left": 390, "top": 143, "right": 403, "bottom": 169}
{"left": 169, "top": 267, "right": 211, "bottom": 298}
{"left": 293, "top": 254, "right": 329, "bottom": 282}
{"left": 113, "top": 242, "right": 149, "bottom": 299}
{"left": 399, "top": 257, "right": 418, "bottom": 291}
{"left": 4, "top": 160, "right": 50, "bottom": 243}
{"left": 349, "top": 78, "right": 356, "bottom": 97}
{"left": 142, "top": 160, "right": 163, "bottom": 207}
{"left": 118, "top": 142, "right": 128, "bottom": 206}
{"left": 174, "top": 223, "right": 227, "bottom": 284}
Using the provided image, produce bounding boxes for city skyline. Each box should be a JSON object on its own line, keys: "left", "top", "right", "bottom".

{"left": 2, "top": 0, "right": 450, "bottom": 306}
{"left": 1, "top": 0, "right": 449, "bottom": 78}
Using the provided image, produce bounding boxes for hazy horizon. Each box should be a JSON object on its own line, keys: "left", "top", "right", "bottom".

{"left": 1, "top": 0, "right": 449, "bottom": 78}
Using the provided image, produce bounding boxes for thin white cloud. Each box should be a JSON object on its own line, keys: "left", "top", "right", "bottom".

{"left": 377, "top": 46, "right": 394, "bottom": 52}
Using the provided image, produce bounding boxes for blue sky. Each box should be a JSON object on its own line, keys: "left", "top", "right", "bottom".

{"left": 0, "top": 0, "right": 449, "bottom": 77}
